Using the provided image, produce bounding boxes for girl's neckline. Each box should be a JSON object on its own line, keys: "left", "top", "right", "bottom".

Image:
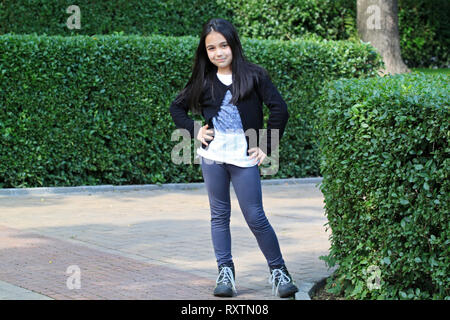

{"left": 215, "top": 72, "right": 232, "bottom": 88}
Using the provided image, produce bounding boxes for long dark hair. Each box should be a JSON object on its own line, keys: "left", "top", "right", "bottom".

{"left": 174, "top": 18, "right": 268, "bottom": 115}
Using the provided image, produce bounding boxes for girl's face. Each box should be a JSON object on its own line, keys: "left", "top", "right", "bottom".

{"left": 205, "top": 31, "right": 233, "bottom": 74}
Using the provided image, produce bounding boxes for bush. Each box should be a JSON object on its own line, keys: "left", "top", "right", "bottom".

{"left": 1, "top": 0, "right": 446, "bottom": 67}
{"left": 0, "top": 0, "right": 234, "bottom": 37}
{"left": 316, "top": 73, "right": 449, "bottom": 299}
{"left": 0, "top": 33, "right": 382, "bottom": 187}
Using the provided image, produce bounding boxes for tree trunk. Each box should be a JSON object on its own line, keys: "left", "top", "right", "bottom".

{"left": 357, "top": 0, "right": 410, "bottom": 75}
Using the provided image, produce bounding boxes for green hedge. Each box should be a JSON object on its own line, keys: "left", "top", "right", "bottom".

{"left": 0, "top": 0, "right": 353, "bottom": 39}
{"left": 0, "top": 34, "right": 382, "bottom": 188}
{"left": 0, "top": 0, "right": 234, "bottom": 37}
{"left": 1, "top": 0, "right": 447, "bottom": 68}
{"left": 316, "top": 73, "right": 449, "bottom": 299}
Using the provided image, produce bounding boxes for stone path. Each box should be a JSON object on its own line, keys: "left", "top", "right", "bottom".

{"left": 0, "top": 178, "right": 334, "bottom": 299}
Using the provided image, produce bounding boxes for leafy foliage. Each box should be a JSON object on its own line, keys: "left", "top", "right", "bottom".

{"left": 316, "top": 73, "right": 449, "bottom": 299}
{"left": 0, "top": 34, "right": 382, "bottom": 187}
{"left": 0, "top": 0, "right": 446, "bottom": 67}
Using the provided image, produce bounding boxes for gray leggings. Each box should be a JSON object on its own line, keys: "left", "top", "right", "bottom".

{"left": 200, "top": 156, "right": 285, "bottom": 268}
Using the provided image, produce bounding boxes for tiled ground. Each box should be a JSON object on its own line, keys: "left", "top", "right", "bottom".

{"left": 0, "top": 180, "right": 333, "bottom": 299}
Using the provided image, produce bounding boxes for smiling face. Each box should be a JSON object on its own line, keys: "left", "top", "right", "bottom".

{"left": 205, "top": 31, "right": 233, "bottom": 75}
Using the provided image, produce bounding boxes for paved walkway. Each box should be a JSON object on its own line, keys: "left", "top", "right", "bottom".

{"left": 0, "top": 178, "right": 334, "bottom": 300}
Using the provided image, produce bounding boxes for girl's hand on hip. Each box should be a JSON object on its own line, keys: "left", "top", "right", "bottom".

{"left": 197, "top": 124, "right": 214, "bottom": 146}
{"left": 248, "top": 147, "right": 267, "bottom": 166}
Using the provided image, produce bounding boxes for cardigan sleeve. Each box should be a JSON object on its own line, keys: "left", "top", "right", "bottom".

{"left": 169, "top": 92, "right": 196, "bottom": 139}
{"left": 258, "top": 72, "right": 290, "bottom": 156}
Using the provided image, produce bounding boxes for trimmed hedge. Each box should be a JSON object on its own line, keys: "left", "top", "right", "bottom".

{"left": 0, "top": 0, "right": 234, "bottom": 37}
{"left": 0, "top": 34, "right": 382, "bottom": 187}
{"left": 0, "top": 0, "right": 353, "bottom": 39}
{"left": 0, "top": 0, "right": 447, "bottom": 68}
{"left": 316, "top": 73, "right": 449, "bottom": 299}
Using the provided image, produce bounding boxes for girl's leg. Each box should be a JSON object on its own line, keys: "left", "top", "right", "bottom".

{"left": 228, "top": 164, "right": 285, "bottom": 268}
{"left": 200, "top": 157, "right": 233, "bottom": 266}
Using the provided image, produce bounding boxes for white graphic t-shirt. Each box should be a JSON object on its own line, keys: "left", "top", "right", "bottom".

{"left": 196, "top": 73, "right": 257, "bottom": 167}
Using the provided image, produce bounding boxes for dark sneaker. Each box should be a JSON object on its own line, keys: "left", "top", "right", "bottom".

{"left": 213, "top": 263, "right": 237, "bottom": 297}
{"left": 268, "top": 265, "right": 299, "bottom": 298}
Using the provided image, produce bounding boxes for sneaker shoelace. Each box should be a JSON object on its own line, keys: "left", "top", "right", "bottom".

{"left": 268, "top": 268, "right": 291, "bottom": 296}
{"left": 216, "top": 266, "right": 237, "bottom": 294}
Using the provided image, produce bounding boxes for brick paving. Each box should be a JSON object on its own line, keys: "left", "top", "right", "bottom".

{"left": 0, "top": 225, "right": 256, "bottom": 299}
{"left": 0, "top": 179, "right": 333, "bottom": 300}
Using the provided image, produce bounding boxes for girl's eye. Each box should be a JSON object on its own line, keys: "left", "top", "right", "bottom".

{"left": 208, "top": 44, "right": 227, "bottom": 51}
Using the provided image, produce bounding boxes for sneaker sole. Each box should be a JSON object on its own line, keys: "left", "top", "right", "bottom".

{"left": 278, "top": 284, "right": 299, "bottom": 298}
{"left": 214, "top": 286, "right": 234, "bottom": 297}
{"left": 213, "top": 290, "right": 234, "bottom": 297}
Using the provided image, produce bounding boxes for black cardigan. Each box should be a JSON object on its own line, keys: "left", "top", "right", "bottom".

{"left": 169, "top": 71, "right": 289, "bottom": 156}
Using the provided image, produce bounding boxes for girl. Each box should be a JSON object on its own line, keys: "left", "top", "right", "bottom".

{"left": 169, "top": 18, "right": 298, "bottom": 298}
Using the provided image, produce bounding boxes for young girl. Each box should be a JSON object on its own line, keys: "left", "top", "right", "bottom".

{"left": 169, "top": 18, "right": 298, "bottom": 298}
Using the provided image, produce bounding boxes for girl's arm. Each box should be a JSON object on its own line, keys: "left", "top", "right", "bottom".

{"left": 258, "top": 72, "right": 290, "bottom": 156}
{"left": 169, "top": 93, "right": 196, "bottom": 139}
